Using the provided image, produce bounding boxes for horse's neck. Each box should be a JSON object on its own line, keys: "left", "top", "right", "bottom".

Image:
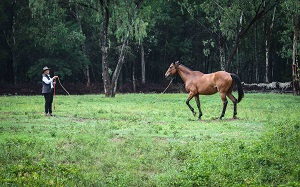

{"left": 177, "top": 65, "right": 201, "bottom": 82}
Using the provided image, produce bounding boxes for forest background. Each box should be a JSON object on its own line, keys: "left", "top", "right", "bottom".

{"left": 0, "top": 0, "right": 299, "bottom": 96}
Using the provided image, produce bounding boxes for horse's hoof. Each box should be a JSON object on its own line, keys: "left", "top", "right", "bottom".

{"left": 233, "top": 116, "right": 238, "bottom": 119}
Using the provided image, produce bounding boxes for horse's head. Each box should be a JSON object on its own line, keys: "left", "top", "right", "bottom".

{"left": 165, "top": 61, "right": 179, "bottom": 79}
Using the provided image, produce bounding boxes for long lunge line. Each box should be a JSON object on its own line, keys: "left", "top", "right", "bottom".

{"left": 57, "top": 77, "right": 70, "bottom": 95}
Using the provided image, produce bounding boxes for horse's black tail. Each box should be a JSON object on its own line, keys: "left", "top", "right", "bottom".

{"left": 230, "top": 73, "right": 244, "bottom": 103}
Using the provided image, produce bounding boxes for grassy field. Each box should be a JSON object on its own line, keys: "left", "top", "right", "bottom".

{"left": 0, "top": 93, "right": 300, "bottom": 186}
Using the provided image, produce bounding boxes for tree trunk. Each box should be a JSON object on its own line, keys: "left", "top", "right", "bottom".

{"left": 12, "top": 0, "right": 17, "bottom": 84}
{"left": 236, "top": 12, "right": 243, "bottom": 74}
{"left": 74, "top": 2, "right": 90, "bottom": 87}
{"left": 292, "top": 19, "right": 299, "bottom": 95}
{"left": 111, "top": 36, "right": 129, "bottom": 97}
{"left": 100, "top": 0, "right": 112, "bottom": 97}
{"left": 264, "top": 6, "right": 276, "bottom": 83}
{"left": 141, "top": 42, "right": 145, "bottom": 84}
{"left": 12, "top": 54, "right": 17, "bottom": 84}
{"left": 225, "top": 0, "right": 279, "bottom": 71}
{"left": 132, "top": 60, "right": 136, "bottom": 92}
{"left": 254, "top": 22, "right": 259, "bottom": 83}
{"left": 84, "top": 65, "right": 91, "bottom": 86}
{"left": 3, "top": 0, "right": 18, "bottom": 84}
{"left": 265, "top": 39, "right": 270, "bottom": 83}
{"left": 219, "top": 33, "right": 226, "bottom": 71}
{"left": 100, "top": 0, "right": 143, "bottom": 97}
{"left": 264, "top": 0, "right": 269, "bottom": 83}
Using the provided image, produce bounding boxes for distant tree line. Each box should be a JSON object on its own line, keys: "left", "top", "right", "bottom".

{"left": 0, "top": 0, "right": 299, "bottom": 96}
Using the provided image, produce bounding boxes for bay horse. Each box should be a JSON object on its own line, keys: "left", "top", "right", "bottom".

{"left": 165, "top": 61, "right": 244, "bottom": 120}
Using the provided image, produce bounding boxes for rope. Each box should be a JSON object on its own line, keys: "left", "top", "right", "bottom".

{"left": 53, "top": 80, "right": 56, "bottom": 110}
{"left": 152, "top": 77, "right": 174, "bottom": 103}
{"left": 52, "top": 77, "right": 69, "bottom": 112}
{"left": 57, "top": 77, "right": 70, "bottom": 95}
{"left": 161, "top": 77, "right": 174, "bottom": 94}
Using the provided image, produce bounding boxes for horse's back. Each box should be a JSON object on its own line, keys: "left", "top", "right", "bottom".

{"left": 214, "top": 71, "right": 232, "bottom": 81}
{"left": 191, "top": 72, "right": 218, "bottom": 95}
{"left": 185, "top": 70, "right": 233, "bottom": 95}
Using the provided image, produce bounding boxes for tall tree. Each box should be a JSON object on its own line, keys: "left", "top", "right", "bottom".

{"left": 264, "top": 5, "right": 277, "bottom": 83}
{"left": 0, "top": 0, "right": 297, "bottom": 89}
{"left": 100, "top": 0, "right": 110, "bottom": 96}
{"left": 100, "top": 0, "right": 144, "bottom": 97}
{"left": 27, "top": 0, "right": 89, "bottom": 81}
{"left": 2, "top": 0, "right": 17, "bottom": 84}
{"left": 192, "top": 0, "right": 282, "bottom": 72}
{"left": 140, "top": 41, "right": 145, "bottom": 84}
{"left": 1, "top": 0, "right": 36, "bottom": 84}
{"left": 280, "top": 0, "right": 300, "bottom": 95}
{"left": 73, "top": 2, "right": 91, "bottom": 86}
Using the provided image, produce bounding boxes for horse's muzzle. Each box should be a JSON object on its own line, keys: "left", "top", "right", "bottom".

{"left": 165, "top": 73, "right": 173, "bottom": 80}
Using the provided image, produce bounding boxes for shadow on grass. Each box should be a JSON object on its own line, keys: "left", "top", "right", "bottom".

{"left": 188, "top": 117, "right": 242, "bottom": 122}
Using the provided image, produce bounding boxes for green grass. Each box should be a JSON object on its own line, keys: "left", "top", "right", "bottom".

{"left": 0, "top": 93, "right": 300, "bottom": 186}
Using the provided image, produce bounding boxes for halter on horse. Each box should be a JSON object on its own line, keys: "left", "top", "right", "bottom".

{"left": 165, "top": 61, "right": 244, "bottom": 120}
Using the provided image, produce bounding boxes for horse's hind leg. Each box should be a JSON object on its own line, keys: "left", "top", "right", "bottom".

{"left": 186, "top": 92, "right": 196, "bottom": 117}
{"left": 219, "top": 93, "right": 228, "bottom": 120}
{"left": 227, "top": 93, "right": 238, "bottom": 119}
{"left": 195, "top": 95, "right": 202, "bottom": 120}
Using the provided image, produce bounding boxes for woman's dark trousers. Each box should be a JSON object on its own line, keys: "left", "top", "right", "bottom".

{"left": 43, "top": 92, "right": 53, "bottom": 114}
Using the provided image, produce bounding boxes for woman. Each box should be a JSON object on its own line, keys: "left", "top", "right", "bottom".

{"left": 42, "top": 66, "right": 58, "bottom": 116}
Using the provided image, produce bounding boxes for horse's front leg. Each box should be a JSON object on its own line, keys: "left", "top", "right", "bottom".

{"left": 186, "top": 93, "right": 196, "bottom": 117}
{"left": 195, "top": 95, "right": 202, "bottom": 120}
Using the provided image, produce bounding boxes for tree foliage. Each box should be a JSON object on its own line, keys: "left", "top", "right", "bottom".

{"left": 0, "top": 0, "right": 299, "bottom": 94}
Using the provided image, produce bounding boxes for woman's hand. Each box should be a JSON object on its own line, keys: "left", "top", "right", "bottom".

{"left": 53, "top": 76, "right": 59, "bottom": 79}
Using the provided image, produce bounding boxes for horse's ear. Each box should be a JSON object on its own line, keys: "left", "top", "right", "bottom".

{"left": 174, "top": 61, "right": 180, "bottom": 67}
